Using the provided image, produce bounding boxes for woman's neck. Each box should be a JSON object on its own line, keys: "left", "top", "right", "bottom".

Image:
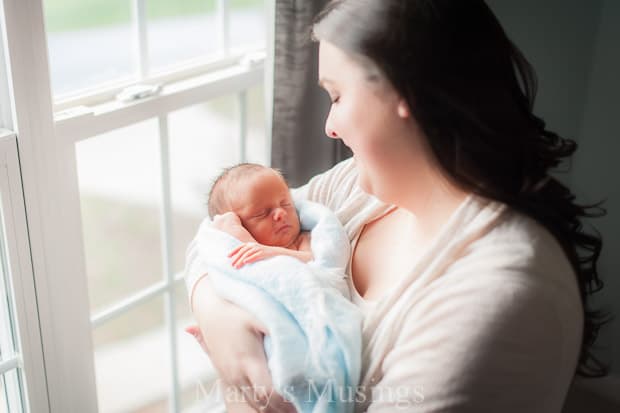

{"left": 397, "top": 173, "right": 470, "bottom": 243}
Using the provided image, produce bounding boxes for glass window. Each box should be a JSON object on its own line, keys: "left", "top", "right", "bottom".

{"left": 229, "top": 0, "right": 267, "bottom": 51}
{"left": 244, "top": 84, "right": 268, "bottom": 164}
{"left": 168, "top": 95, "right": 240, "bottom": 272}
{"left": 167, "top": 89, "right": 267, "bottom": 274}
{"left": 92, "top": 296, "right": 170, "bottom": 412}
{"left": 0, "top": 375, "right": 6, "bottom": 412}
{"left": 43, "top": 0, "right": 134, "bottom": 96}
{"left": 147, "top": 0, "right": 219, "bottom": 73}
{"left": 44, "top": 0, "right": 268, "bottom": 97}
{"left": 0, "top": 196, "right": 26, "bottom": 413}
{"left": 75, "top": 119, "right": 164, "bottom": 314}
{"left": 1, "top": 369, "right": 26, "bottom": 413}
{"left": 0, "top": 229, "right": 17, "bottom": 356}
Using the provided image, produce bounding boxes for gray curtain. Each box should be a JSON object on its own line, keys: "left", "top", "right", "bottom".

{"left": 271, "top": 0, "right": 352, "bottom": 187}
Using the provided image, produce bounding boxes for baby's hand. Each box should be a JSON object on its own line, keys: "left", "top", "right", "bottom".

{"left": 228, "top": 242, "right": 279, "bottom": 269}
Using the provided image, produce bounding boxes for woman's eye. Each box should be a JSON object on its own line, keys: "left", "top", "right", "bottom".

{"left": 331, "top": 96, "right": 340, "bottom": 104}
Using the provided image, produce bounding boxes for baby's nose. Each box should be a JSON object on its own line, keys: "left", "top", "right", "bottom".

{"left": 273, "top": 207, "right": 286, "bottom": 221}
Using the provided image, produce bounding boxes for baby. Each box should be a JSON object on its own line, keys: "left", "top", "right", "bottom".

{"left": 186, "top": 163, "right": 362, "bottom": 412}
{"left": 207, "top": 163, "right": 313, "bottom": 269}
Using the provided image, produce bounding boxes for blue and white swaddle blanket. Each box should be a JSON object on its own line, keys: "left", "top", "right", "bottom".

{"left": 184, "top": 199, "right": 362, "bottom": 413}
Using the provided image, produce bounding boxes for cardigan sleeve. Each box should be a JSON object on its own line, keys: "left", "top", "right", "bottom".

{"left": 365, "top": 270, "right": 582, "bottom": 413}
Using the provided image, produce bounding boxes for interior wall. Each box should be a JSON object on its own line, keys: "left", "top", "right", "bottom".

{"left": 572, "top": 0, "right": 620, "bottom": 375}
{"left": 487, "top": 0, "right": 618, "bottom": 376}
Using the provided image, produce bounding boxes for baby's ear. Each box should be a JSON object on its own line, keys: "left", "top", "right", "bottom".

{"left": 397, "top": 99, "right": 410, "bottom": 119}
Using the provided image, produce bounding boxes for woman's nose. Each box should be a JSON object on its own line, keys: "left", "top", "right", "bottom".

{"left": 325, "top": 115, "right": 338, "bottom": 139}
{"left": 325, "top": 127, "right": 338, "bottom": 139}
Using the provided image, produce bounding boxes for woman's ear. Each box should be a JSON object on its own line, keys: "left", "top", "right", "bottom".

{"left": 397, "top": 99, "right": 410, "bottom": 118}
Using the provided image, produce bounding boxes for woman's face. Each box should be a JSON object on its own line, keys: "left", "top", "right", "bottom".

{"left": 318, "top": 40, "right": 432, "bottom": 203}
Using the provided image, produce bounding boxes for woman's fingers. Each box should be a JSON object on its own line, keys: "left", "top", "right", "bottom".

{"left": 184, "top": 325, "right": 209, "bottom": 353}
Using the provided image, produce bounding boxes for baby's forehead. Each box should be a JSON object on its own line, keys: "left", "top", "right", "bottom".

{"left": 229, "top": 169, "right": 288, "bottom": 198}
{"left": 245, "top": 168, "right": 287, "bottom": 187}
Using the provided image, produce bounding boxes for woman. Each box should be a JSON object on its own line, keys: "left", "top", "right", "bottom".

{"left": 187, "top": 0, "right": 608, "bottom": 411}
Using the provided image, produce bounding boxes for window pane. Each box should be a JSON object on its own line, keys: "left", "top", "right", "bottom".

{"left": 0, "top": 374, "right": 6, "bottom": 413}
{"left": 93, "top": 296, "right": 171, "bottom": 412}
{"left": 0, "top": 221, "right": 17, "bottom": 356}
{"left": 167, "top": 88, "right": 266, "bottom": 275}
{"left": 0, "top": 369, "right": 26, "bottom": 413}
{"left": 245, "top": 84, "right": 268, "bottom": 165}
{"left": 229, "top": 0, "right": 266, "bottom": 51}
{"left": 43, "top": 0, "right": 134, "bottom": 96}
{"left": 75, "top": 119, "right": 164, "bottom": 314}
{"left": 147, "top": 0, "right": 220, "bottom": 73}
{"left": 168, "top": 96, "right": 240, "bottom": 273}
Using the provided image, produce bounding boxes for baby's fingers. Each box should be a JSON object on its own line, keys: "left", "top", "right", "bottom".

{"left": 233, "top": 247, "right": 260, "bottom": 268}
{"left": 229, "top": 244, "right": 253, "bottom": 266}
{"left": 230, "top": 249, "right": 247, "bottom": 267}
{"left": 228, "top": 244, "right": 246, "bottom": 257}
{"left": 242, "top": 251, "right": 263, "bottom": 265}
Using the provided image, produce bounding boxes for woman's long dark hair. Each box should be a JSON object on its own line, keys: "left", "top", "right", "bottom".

{"left": 313, "top": 0, "right": 610, "bottom": 377}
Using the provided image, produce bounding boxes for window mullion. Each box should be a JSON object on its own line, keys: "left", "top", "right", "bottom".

{"left": 264, "top": 0, "right": 275, "bottom": 166}
{"left": 238, "top": 90, "right": 247, "bottom": 163}
{"left": 217, "top": 0, "right": 230, "bottom": 55}
{"left": 132, "top": 0, "right": 150, "bottom": 79}
{"left": 157, "top": 115, "right": 180, "bottom": 413}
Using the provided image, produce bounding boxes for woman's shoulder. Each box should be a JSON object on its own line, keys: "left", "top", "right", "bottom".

{"left": 456, "top": 199, "right": 578, "bottom": 293}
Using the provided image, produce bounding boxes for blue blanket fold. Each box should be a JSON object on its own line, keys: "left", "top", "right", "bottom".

{"left": 186, "top": 200, "right": 362, "bottom": 413}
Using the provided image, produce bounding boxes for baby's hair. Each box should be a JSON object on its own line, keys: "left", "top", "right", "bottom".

{"left": 207, "top": 163, "right": 286, "bottom": 218}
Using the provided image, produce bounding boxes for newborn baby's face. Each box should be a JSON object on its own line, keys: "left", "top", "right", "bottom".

{"left": 231, "top": 170, "right": 300, "bottom": 248}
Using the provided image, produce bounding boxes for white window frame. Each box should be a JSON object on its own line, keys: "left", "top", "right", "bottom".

{"left": 0, "top": 131, "right": 48, "bottom": 413}
{"left": 1, "top": 0, "right": 275, "bottom": 411}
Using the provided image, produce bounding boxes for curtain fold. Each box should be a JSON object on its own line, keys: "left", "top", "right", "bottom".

{"left": 271, "top": 0, "right": 351, "bottom": 187}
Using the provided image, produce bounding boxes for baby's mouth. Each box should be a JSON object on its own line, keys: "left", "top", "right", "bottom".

{"left": 275, "top": 224, "right": 291, "bottom": 234}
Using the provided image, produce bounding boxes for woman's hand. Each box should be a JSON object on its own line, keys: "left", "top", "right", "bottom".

{"left": 190, "top": 276, "right": 296, "bottom": 412}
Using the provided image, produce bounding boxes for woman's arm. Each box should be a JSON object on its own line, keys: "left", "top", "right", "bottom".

{"left": 190, "top": 275, "right": 295, "bottom": 412}
{"left": 364, "top": 275, "right": 581, "bottom": 412}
